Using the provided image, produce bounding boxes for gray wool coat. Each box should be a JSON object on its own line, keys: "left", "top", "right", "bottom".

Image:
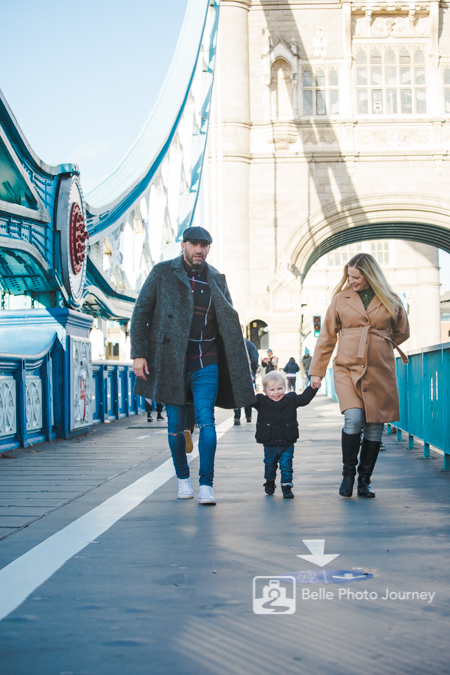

{"left": 130, "top": 255, "right": 256, "bottom": 409}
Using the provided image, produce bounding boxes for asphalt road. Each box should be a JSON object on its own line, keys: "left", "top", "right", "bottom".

{"left": 0, "top": 392, "right": 449, "bottom": 675}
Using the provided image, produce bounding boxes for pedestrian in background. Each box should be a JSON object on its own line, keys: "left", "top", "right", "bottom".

{"left": 131, "top": 226, "right": 255, "bottom": 505}
{"left": 262, "top": 349, "right": 278, "bottom": 373}
{"left": 253, "top": 371, "right": 317, "bottom": 499}
{"left": 144, "top": 400, "right": 164, "bottom": 422}
{"left": 283, "top": 357, "right": 300, "bottom": 392}
{"left": 302, "top": 349, "right": 312, "bottom": 386}
{"left": 234, "top": 328, "right": 259, "bottom": 425}
{"left": 309, "top": 253, "right": 410, "bottom": 499}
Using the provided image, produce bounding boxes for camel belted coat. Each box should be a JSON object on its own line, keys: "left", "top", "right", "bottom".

{"left": 309, "top": 288, "right": 410, "bottom": 423}
{"left": 130, "top": 255, "right": 256, "bottom": 409}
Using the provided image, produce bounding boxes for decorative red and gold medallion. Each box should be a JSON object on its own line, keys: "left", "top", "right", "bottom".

{"left": 56, "top": 176, "right": 88, "bottom": 306}
{"left": 69, "top": 202, "right": 89, "bottom": 275}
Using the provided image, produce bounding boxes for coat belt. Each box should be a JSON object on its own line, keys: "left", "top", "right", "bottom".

{"left": 340, "top": 326, "right": 409, "bottom": 364}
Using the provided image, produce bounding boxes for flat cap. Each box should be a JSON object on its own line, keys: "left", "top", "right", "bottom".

{"left": 182, "top": 226, "right": 212, "bottom": 244}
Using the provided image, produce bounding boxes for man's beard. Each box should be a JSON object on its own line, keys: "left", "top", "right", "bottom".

{"left": 184, "top": 251, "right": 205, "bottom": 268}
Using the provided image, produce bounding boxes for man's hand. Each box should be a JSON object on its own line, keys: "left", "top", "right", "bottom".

{"left": 133, "top": 358, "right": 149, "bottom": 380}
{"left": 310, "top": 376, "right": 322, "bottom": 389}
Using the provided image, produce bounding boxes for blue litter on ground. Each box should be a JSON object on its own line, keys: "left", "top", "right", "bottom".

{"left": 277, "top": 570, "right": 374, "bottom": 584}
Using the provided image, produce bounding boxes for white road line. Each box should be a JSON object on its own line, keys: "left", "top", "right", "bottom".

{"left": 0, "top": 415, "right": 235, "bottom": 622}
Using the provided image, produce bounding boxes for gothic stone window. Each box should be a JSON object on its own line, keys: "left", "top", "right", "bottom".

{"left": 370, "top": 241, "right": 390, "bottom": 266}
{"left": 355, "top": 47, "right": 426, "bottom": 115}
{"left": 327, "top": 243, "right": 362, "bottom": 267}
{"left": 303, "top": 68, "right": 339, "bottom": 116}
{"left": 327, "top": 242, "right": 390, "bottom": 267}
{"left": 270, "top": 58, "right": 294, "bottom": 120}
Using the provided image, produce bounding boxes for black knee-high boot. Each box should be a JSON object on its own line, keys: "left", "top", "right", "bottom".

{"left": 357, "top": 438, "right": 381, "bottom": 498}
{"left": 339, "top": 431, "right": 361, "bottom": 497}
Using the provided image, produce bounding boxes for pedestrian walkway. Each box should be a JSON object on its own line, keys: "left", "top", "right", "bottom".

{"left": 0, "top": 416, "right": 173, "bottom": 539}
{"left": 0, "top": 393, "right": 449, "bottom": 675}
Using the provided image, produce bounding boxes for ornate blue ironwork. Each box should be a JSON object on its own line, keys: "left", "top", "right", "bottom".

{"left": 0, "top": 0, "right": 220, "bottom": 447}
{"left": 0, "top": 0, "right": 220, "bottom": 321}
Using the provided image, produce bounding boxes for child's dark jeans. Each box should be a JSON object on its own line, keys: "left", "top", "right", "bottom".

{"left": 264, "top": 445, "right": 294, "bottom": 486}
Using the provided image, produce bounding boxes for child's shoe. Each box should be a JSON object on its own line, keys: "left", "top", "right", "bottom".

{"left": 184, "top": 429, "right": 193, "bottom": 454}
{"left": 281, "top": 484, "right": 294, "bottom": 499}
{"left": 264, "top": 480, "right": 276, "bottom": 495}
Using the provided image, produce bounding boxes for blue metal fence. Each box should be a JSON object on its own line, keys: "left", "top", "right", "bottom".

{"left": 323, "top": 341, "right": 450, "bottom": 469}
{"left": 91, "top": 361, "right": 146, "bottom": 424}
{"left": 0, "top": 338, "right": 146, "bottom": 451}
{"left": 323, "top": 368, "right": 338, "bottom": 403}
{"left": 0, "top": 335, "right": 57, "bottom": 451}
{"left": 390, "top": 341, "right": 450, "bottom": 469}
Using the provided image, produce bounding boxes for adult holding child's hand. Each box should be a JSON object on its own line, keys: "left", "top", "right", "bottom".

{"left": 308, "top": 253, "right": 410, "bottom": 499}
{"left": 310, "top": 376, "right": 322, "bottom": 389}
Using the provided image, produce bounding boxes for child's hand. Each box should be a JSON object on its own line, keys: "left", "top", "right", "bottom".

{"left": 310, "top": 376, "right": 322, "bottom": 389}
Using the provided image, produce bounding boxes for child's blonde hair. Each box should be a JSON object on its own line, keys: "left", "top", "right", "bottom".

{"left": 262, "top": 371, "right": 287, "bottom": 390}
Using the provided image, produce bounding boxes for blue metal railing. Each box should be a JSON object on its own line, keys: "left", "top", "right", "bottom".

{"left": 323, "top": 341, "right": 450, "bottom": 469}
{"left": 0, "top": 344, "right": 55, "bottom": 451}
{"left": 91, "top": 361, "right": 146, "bottom": 424}
{"left": 0, "top": 343, "right": 146, "bottom": 451}
{"left": 389, "top": 341, "right": 450, "bottom": 470}
{"left": 323, "top": 368, "right": 338, "bottom": 402}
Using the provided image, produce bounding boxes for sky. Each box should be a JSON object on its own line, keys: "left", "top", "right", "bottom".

{"left": 1, "top": 0, "right": 449, "bottom": 291}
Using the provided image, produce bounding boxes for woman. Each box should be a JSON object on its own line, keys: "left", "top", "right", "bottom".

{"left": 309, "top": 253, "right": 410, "bottom": 499}
{"left": 283, "top": 357, "right": 300, "bottom": 391}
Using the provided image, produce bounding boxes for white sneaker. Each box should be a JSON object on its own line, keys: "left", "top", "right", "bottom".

{"left": 177, "top": 478, "right": 194, "bottom": 499}
{"left": 198, "top": 485, "right": 216, "bottom": 505}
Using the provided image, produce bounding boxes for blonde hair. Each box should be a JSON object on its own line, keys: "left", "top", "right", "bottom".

{"left": 262, "top": 371, "right": 287, "bottom": 390}
{"left": 332, "top": 252, "right": 402, "bottom": 320}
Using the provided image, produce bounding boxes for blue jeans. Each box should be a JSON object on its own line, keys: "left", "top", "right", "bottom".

{"left": 264, "top": 445, "right": 295, "bottom": 486}
{"left": 165, "top": 364, "right": 219, "bottom": 487}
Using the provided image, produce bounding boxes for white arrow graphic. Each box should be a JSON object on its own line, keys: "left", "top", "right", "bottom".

{"left": 297, "top": 540, "right": 340, "bottom": 568}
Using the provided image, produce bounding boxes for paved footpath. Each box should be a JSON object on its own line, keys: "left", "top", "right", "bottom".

{"left": 0, "top": 392, "right": 449, "bottom": 675}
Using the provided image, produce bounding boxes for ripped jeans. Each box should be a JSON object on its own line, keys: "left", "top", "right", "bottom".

{"left": 165, "top": 364, "right": 219, "bottom": 486}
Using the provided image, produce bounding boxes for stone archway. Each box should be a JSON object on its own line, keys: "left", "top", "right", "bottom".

{"left": 282, "top": 194, "right": 450, "bottom": 282}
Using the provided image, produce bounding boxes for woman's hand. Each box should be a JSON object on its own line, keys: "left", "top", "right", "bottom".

{"left": 310, "top": 376, "right": 322, "bottom": 389}
{"left": 133, "top": 358, "right": 149, "bottom": 380}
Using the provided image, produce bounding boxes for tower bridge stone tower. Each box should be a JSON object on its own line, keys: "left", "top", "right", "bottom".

{"left": 206, "top": 0, "right": 448, "bottom": 362}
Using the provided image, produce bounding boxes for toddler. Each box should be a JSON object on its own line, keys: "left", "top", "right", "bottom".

{"left": 253, "top": 371, "right": 317, "bottom": 498}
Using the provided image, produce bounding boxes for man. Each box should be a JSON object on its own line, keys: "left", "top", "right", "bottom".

{"left": 131, "top": 226, "right": 255, "bottom": 505}
{"left": 234, "top": 328, "right": 258, "bottom": 425}
{"left": 262, "top": 349, "right": 278, "bottom": 374}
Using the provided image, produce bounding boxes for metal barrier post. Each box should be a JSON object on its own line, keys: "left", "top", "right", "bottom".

{"left": 42, "top": 353, "right": 53, "bottom": 442}
{"left": 102, "top": 365, "right": 109, "bottom": 422}
{"left": 15, "top": 359, "right": 28, "bottom": 448}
